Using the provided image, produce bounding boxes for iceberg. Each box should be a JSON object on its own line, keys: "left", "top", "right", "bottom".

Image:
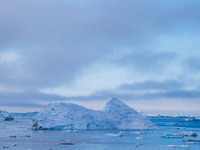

{"left": 103, "top": 97, "right": 157, "bottom": 129}
{"left": 2, "top": 114, "right": 14, "bottom": 121}
{"left": 0, "top": 110, "right": 14, "bottom": 121}
{"left": 32, "top": 97, "right": 158, "bottom": 130}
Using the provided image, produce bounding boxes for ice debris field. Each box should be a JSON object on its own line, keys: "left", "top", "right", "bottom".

{"left": 0, "top": 97, "right": 200, "bottom": 150}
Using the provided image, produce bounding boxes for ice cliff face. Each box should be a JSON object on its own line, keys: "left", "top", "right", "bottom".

{"left": 32, "top": 97, "right": 157, "bottom": 130}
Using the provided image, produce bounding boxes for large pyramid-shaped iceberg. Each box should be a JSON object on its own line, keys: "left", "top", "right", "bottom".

{"left": 32, "top": 97, "right": 157, "bottom": 130}
{"left": 103, "top": 97, "right": 156, "bottom": 129}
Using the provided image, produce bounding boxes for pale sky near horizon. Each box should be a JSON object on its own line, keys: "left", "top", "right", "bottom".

{"left": 1, "top": 0, "right": 200, "bottom": 114}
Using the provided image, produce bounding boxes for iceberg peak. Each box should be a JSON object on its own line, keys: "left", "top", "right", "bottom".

{"left": 104, "top": 97, "right": 133, "bottom": 112}
{"left": 109, "top": 97, "right": 125, "bottom": 105}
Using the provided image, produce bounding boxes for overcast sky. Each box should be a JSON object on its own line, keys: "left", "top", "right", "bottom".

{"left": 1, "top": 0, "right": 200, "bottom": 114}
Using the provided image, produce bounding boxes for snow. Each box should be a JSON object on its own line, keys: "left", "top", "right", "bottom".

{"left": 32, "top": 97, "right": 157, "bottom": 130}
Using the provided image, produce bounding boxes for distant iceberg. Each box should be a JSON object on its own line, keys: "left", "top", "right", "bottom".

{"left": 0, "top": 110, "right": 14, "bottom": 121}
{"left": 32, "top": 97, "right": 158, "bottom": 130}
{"left": 2, "top": 114, "right": 14, "bottom": 121}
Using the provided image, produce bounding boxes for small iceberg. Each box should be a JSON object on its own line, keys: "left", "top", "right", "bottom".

{"left": 2, "top": 114, "right": 14, "bottom": 121}
{"left": 31, "top": 119, "right": 45, "bottom": 130}
{"left": 1, "top": 110, "right": 14, "bottom": 121}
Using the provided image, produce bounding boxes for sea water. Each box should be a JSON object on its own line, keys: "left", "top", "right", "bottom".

{"left": 0, "top": 115, "right": 200, "bottom": 150}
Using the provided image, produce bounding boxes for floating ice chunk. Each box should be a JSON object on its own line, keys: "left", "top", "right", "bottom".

{"left": 105, "top": 133, "right": 123, "bottom": 137}
{"left": 58, "top": 142, "right": 74, "bottom": 145}
{"left": 2, "top": 114, "right": 14, "bottom": 121}
{"left": 173, "top": 127, "right": 185, "bottom": 130}
{"left": 135, "top": 143, "right": 144, "bottom": 147}
{"left": 10, "top": 135, "right": 16, "bottom": 138}
{"left": 186, "top": 139, "right": 200, "bottom": 142}
{"left": 130, "top": 131, "right": 146, "bottom": 134}
{"left": 31, "top": 119, "right": 45, "bottom": 130}
{"left": 119, "top": 131, "right": 126, "bottom": 134}
{"left": 166, "top": 145, "right": 190, "bottom": 148}
{"left": 185, "top": 117, "right": 200, "bottom": 121}
{"left": 160, "top": 134, "right": 183, "bottom": 138}
{"left": 136, "top": 136, "right": 144, "bottom": 140}
{"left": 61, "top": 130, "right": 80, "bottom": 133}
{"left": 179, "top": 131, "right": 198, "bottom": 137}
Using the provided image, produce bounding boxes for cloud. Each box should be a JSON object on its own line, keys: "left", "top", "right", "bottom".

{"left": 186, "top": 56, "right": 200, "bottom": 72}
{"left": 119, "top": 80, "right": 182, "bottom": 91}
{"left": 113, "top": 51, "right": 177, "bottom": 74}
{"left": 65, "top": 88, "right": 200, "bottom": 101}
{"left": 0, "top": 90, "right": 66, "bottom": 107}
{"left": 0, "top": 0, "right": 200, "bottom": 113}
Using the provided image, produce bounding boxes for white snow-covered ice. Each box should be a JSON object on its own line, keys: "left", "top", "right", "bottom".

{"left": 32, "top": 97, "right": 157, "bottom": 130}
